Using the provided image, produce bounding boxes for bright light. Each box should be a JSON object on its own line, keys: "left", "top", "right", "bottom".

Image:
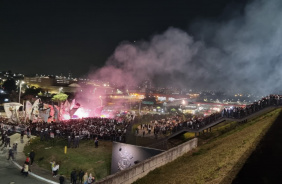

{"left": 62, "top": 114, "right": 70, "bottom": 120}
{"left": 74, "top": 107, "right": 89, "bottom": 118}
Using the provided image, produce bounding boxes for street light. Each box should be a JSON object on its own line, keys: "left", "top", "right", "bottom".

{"left": 19, "top": 81, "right": 25, "bottom": 103}
{"left": 99, "top": 96, "right": 103, "bottom": 107}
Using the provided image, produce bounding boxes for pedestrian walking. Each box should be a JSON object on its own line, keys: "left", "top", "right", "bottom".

{"left": 7, "top": 147, "right": 14, "bottom": 160}
{"left": 5, "top": 135, "right": 10, "bottom": 147}
{"left": 13, "top": 143, "right": 18, "bottom": 154}
{"left": 21, "top": 163, "right": 29, "bottom": 177}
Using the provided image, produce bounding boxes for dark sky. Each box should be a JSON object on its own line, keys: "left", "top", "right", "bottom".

{"left": 0, "top": 0, "right": 248, "bottom": 77}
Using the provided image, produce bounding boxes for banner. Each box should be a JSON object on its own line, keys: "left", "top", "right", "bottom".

{"left": 4, "top": 102, "right": 23, "bottom": 123}
{"left": 25, "top": 101, "right": 32, "bottom": 121}
{"left": 54, "top": 105, "right": 59, "bottom": 122}
{"left": 48, "top": 105, "right": 54, "bottom": 122}
{"left": 39, "top": 108, "right": 50, "bottom": 122}
{"left": 70, "top": 99, "right": 76, "bottom": 110}
{"left": 32, "top": 99, "right": 40, "bottom": 121}
{"left": 64, "top": 100, "right": 70, "bottom": 113}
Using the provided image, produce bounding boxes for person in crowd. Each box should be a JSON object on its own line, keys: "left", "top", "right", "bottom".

{"left": 71, "top": 169, "right": 77, "bottom": 184}
{"left": 50, "top": 161, "right": 55, "bottom": 173}
{"left": 52, "top": 163, "right": 60, "bottom": 177}
{"left": 79, "top": 169, "right": 84, "bottom": 184}
{"left": 7, "top": 147, "right": 14, "bottom": 160}
{"left": 5, "top": 134, "right": 11, "bottom": 147}
{"left": 94, "top": 137, "right": 98, "bottom": 148}
{"left": 13, "top": 143, "right": 18, "bottom": 155}
{"left": 83, "top": 172, "right": 88, "bottom": 184}
{"left": 21, "top": 130, "right": 24, "bottom": 140}
{"left": 26, "top": 126, "right": 31, "bottom": 138}
{"left": 59, "top": 173, "right": 65, "bottom": 184}
{"left": 21, "top": 162, "right": 29, "bottom": 177}
{"left": 25, "top": 156, "right": 30, "bottom": 165}
{"left": 88, "top": 173, "right": 94, "bottom": 184}
{"left": 29, "top": 150, "right": 35, "bottom": 166}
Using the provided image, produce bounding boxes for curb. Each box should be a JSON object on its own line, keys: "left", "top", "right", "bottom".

{"left": 12, "top": 161, "right": 59, "bottom": 184}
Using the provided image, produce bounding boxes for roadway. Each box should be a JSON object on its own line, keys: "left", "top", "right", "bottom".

{"left": 0, "top": 133, "right": 59, "bottom": 184}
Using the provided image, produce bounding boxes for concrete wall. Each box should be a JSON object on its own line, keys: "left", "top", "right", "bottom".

{"left": 97, "top": 138, "right": 198, "bottom": 184}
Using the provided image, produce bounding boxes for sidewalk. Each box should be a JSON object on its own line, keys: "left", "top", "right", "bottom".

{"left": 9, "top": 133, "right": 60, "bottom": 184}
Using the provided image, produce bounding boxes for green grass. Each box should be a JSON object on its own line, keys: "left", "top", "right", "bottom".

{"left": 133, "top": 108, "right": 281, "bottom": 184}
{"left": 24, "top": 138, "right": 112, "bottom": 181}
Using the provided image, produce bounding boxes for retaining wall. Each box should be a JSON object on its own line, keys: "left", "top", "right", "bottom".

{"left": 97, "top": 138, "right": 198, "bottom": 184}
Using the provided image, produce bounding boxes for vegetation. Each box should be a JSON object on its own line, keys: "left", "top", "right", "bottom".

{"left": 24, "top": 138, "right": 112, "bottom": 181}
{"left": 134, "top": 108, "right": 281, "bottom": 184}
{"left": 52, "top": 93, "right": 68, "bottom": 103}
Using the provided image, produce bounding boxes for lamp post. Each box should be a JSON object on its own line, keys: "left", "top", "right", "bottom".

{"left": 19, "top": 81, "right": 25, "bottom": 103}
{"left": 99, "top": 96, "right": 103, "bottom": 107}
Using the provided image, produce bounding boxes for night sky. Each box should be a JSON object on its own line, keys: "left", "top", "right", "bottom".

{"left": 0, "top": 0, "right": 248, "bottom": 77}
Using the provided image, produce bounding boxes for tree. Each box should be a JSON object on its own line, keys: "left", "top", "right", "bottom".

{"left": 2, "top": 78, "right": 17, "bottom": 92}
{"left": 22, "top": 86, "right": 42, "bottom": 101}
{"left": 52, "top": 93, "right": 68, "bottom": 104}
{"left": 52, "top": 93, "right": 68, "bottom": 120}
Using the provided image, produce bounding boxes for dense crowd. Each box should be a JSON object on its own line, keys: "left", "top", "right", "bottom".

{"left": 136, "top": 112, "right": 222, "bottom": 138}
{"left": 136, "top": 95, "right": 282, "bottom": 138}
{"left": 27, "top": 116, "right": 133, "bottom": 144}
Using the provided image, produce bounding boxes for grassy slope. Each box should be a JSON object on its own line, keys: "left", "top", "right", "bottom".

{"left": 24, "top": 139, "right": 112, "bottom": 180}
{"left": 134, "top": 108, "right": 281, "bottom": 184}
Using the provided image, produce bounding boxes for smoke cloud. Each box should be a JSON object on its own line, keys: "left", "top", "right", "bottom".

{"left": 90, "top": 0, "right": 282, "bottom": 95}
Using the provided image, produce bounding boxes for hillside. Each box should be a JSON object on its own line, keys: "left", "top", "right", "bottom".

{"left": 134, "top": 108, "right": 281, "bottom": 184}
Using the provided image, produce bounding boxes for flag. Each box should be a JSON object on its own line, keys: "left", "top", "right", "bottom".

{"left": 70, "top": 103, "right": 80, "bottom": 118}
{"left": 25, "top": 101, "right": 32, "bottom": 121}
{"left": 70, "top": 99, "right": 76, "bottom": 110}
{"left": 32, "top": 99, "right": 40, "bottom": 121}
{"left": 48, "top": 105, "right": 54, "bottom": 122}
{"left": 60, "top": 102, "right": 64, "bottom": 118}
{"left": 54, "top": 105, "right": 59, "bottom": 122}
{"left": 64, "top": 100, "right": 70, "bottom": 113}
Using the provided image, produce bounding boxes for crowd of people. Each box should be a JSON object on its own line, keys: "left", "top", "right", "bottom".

{"left": 1, "top": 94, "right": 282, "bottom": 183}
{"left": 136, "top": 95, "right": 282, "bottom": 138}
{"left": 28, "top": 116, "right": 132, "bottom": 144}
{"left": 69, "top": 169, "right": 95, "bottom": 184}
{"left": 1, "top": 114, "right": 133, "bottom": 183}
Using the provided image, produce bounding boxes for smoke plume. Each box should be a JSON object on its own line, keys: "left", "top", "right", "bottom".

{"left": 90, "top": 0, "right": 282, "bottom": 95}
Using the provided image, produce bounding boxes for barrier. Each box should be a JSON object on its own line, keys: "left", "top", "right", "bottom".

{"left": 97, "top": 138, "right": 198, "bottom": 184}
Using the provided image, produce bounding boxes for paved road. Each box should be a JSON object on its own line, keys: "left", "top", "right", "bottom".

{"left": 0, "top": 133, "right": 56, "bottom": 184}
{"left": 0, "top": 148, "right": 43, "bottom": 184}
